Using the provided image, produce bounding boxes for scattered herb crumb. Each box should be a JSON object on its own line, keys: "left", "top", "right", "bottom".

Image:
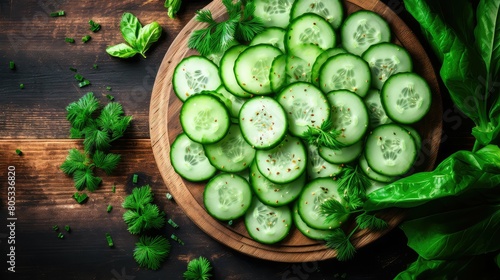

{"left": 107, "top": 205, "right": 113, "bottom": 213}
{"left": 74, "top": 73, "right": 84, "bottom": 82}
{"left": 50, "top": 10, "right": 65, "bottom": 17}
{"left": 89, "top": 19, "right": 101, "bottom": 32}
{"left": 106, "top": 94, "right": 114, "bottom": 101}
{"left": 105, "top": 233, "right": 114, "bottom": 247}
{"left": 53, "top": 225, "right": 59, "bottom": 231}
{"left": 19, "top": 83, "right": 24, "bottom": 89}
{"left": 227, "top": 220, "right": 233, "bottom": 226}
{"left": 132, "top": 174, "right": 138, "bottom": 184}
{"left": 9, "top": 61, "right": 15, "bottom": 70}
{"left": 106, "top": 86, "right": 112, "bottom": 91}
{"left": 167, "top": 218, "right": 179, "bottom": 229}
{"left": 93, "top": 64, "right": 98, "bottom": 69}
{"left": 112, "top": 184, "right": 116, "bottom": 193}
{"left": 65, "top": 225, "right": 71, "bottom": 232}
{"left": 58, "top": 232, "right": 64, "bottom": 239}
{"left": 165, "top": 193, "right": 173, "bottom": 200}
{"left": 73, "top": 192, "right": 89, "bottom": 204}
{"left": 78, "top": 79, "right": 91, "bottom": 88}
{"left": 15, "top": 149, "right": 22, "bottom": 155}
{"left": 183, "top": 256, "right": 213, "bottom": 280}
{"left": 69, "top": 67, "right": 77, "bottom": 72}
{"left": 171, "top": 233, "right": 184, "bottom": 245}
{"left": 65, "top": 37, "right": 75, "bottom": 43}
{"left": 82, "top": 35, "right": 91, "bottom": 43}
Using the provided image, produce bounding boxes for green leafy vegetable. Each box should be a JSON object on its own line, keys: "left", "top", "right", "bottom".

{"left": 106, "top": 13, "right": 162, "bottom": 58}
{"left": 303, "top": 120, "right": 346, "bottom": 150}
{"left": 188, "top": 0, "right": 264, "bottom": 56}
{"left": 183, "top": 256, "right": 213, "bottom": 280}
{"left": 164, "top": 0, "right": 182, "bottom": 19}
{"left": 133, "top": 235, "right": 171, "bottom": 270}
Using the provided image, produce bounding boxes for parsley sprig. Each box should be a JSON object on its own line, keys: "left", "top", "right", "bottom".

{"left": 183, "top": 256, "right": 213, "bottom": 280}
{"left": 303, "top": 120, "right": 346, "bottom": 150}
{"left": 61, "top": 92, "right": 132, "bottom": 191}
{"left": 188, "top": 0, "right": 264, "bottom": 56}
{"left": 134, "top": 235, "right": 171, "bottom": 270}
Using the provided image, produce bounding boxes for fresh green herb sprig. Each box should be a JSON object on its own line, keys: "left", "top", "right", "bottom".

{"left": 335, "top": 165, "right": 372, "bottom": 200}
{"left": 89, "top": 19, "right": 101, "bottom": 32}
{"left": 188, "top": 0, "right": 264, "bottom": 57}
{"left": 61, "top": 92, "right": 132, "bottom": 192}
{"left": 303, "top": 119, "right": 346, "bottom": 150}
{"left": 164, "top": 0, "right": 182, "bottom": 19}
{"left": 183, "top": 256, "right": 213, "bottom": 280}
{"left": 106, "top": 12, "right": 162, "bottom": 59}
{"left": 122, "top": 185, "right": 166, "bottom": 234}
{"left": 134, "top": 235, "right": 171, "bottom": 270}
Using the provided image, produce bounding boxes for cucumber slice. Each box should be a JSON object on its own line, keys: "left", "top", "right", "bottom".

{"left": 255, "top": 135, "right": 307, "bottom": 184}
{"left": 234, "top": 44, "right": 282, "bottom": 95}
{"left": 319, "top": 53, "right": 371, "bottom": 97}
{"left": 276, "top": 82, "right": 330, "bottom": 137}
{"left": 219, "top": 45, "right": 251, "bottom": 98}
{"left": 290, "top": 0, "right": 344, "bottom": 30}
{"left": 239, "top": 96, "right": 288, "bottom": 149}
{"left": 318, "top": 140, "right": 363, "bottom": 164}
{"left": 170, "top": 133, "right": 217, "bottom": 182}
{"left": 364, "top": 123, "right": 418, "bottom": 176}
{"left": 327, "top": 90, "right": 369, "bottom": 146}
{"left": 180, "top": 93, "right": 231, "bottom": 144}
{"left": 402, "top": 125, "right": 422, "bottom": 152}
{"left": 341, "top": 10, "right": 391, "bottom": 56}
{"left": 285, "top": 13, "right": 336, "bottom": 52}
{"left": 286, "top": 54, "right": 313, "bottom": 83}
{"left": 244, "top": 196, "right": 292, "bottom": 244}
{"left": 364, "top": 88, "right": 392, "bottom": 128}
{"left": 359, "top": 153, "right": 396, "bottom": 183}
{"left": 173, "top": 55, "right": 222, "bottom": 102}
{"left": 270, "top": 54, "right": 287, "bottom": 93}
{"left": 306, "top": 144, "right": 342, "bottom": 179}
{"left": 204, "top": 124, "right": 256, "bottom": 172}
{"left": 203, "top": 173, "right": 253, "bottom": 221}
{"left": 362, "top": 42, "right": 413, "bottom": 89}
{"left": 381, "top": 72, "right": 432, "bottom": 124}
{"left": 250, "top": 27, "right": 286, "bottom": 52}
{"left": 254, "top": 0, "right": 294, "bottom": 28}
{"left": 215, "top": 85, "right": 247, "bottom": 121}
{"left": 293, "top": 201, "right": 332, "bottom": 240}
{"left": 311, "top": 47, "right": 347, "bottom": 86}
{"left": 250, "top": 160, "right": 305, "bottom": 206}
{"left": 297, "top": 177, "right": 348, "bottom": 230}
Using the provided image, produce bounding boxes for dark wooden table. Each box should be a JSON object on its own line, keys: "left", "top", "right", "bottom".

{"left": 0, "top": 0, "right": 473, "bottom": 279}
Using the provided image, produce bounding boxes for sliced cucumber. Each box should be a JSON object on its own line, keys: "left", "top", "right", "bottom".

{"left": 173, "top": 55, "right": 222, "bottom": 102}
{"left": 319, "top": 53, "right": 371, "bottom": 97}
{"left": 277, "top": 82, "right": 330, "bottom": 137}
{"left": 318, "top": 140, "right": 363, "bottom": 164}
{"left": 285, "top": 13, "right": 336, "bottom": 52}
{"left": 234, "top": 44, "right": 282, "bottom": 95}
{"left": 288, "top": 42, "right": 324, "bottom": 65}
{"left": 381, "top": 72, "right": 432, "bottom": 124}
{"left": 297, "top": 177, "right": 348, "bottom": 230}
{"left": 290, "top": 0, "right": 344, "bottom": 30}
{"left": 239, "top": 96, "right": 288, "bottom": 149}
{"left": 250, "top": 27, "right": 286, "bottom": 52}
{"left": 250, "top": 160, "right": 305, "bottom": 206}
{"left": 362, "top": 42, "right": 413, "bottom": 89}
{"left": 311, "top": 47, "right": 347, "bottom": 86}
{"left": 216, "top": 85, "right": 247, "bottom": 121}
{"left": 293, "top": 201, "right": 332, "bottom": 240}
{"left": 402, "top": 125, "right": 422, "bottom": 152}
{"left": 255, "top": 135, "right": 307, "bottom": 184}
{"left": 180, "top": 93, "right": 231, "bottom": 144}
{"left": 204, "top": 124, "right": 256, "bottom": 172}
{"left": 364, "top": 88, "right": 392, "bottom": 128}
{"left": 254, "top": 0, "right": 294, "bottom": 28}
{"left": 364, "top": 123, "right": 418, "bottom": 176}
{"left": 219, "top": 45, "right": 251, "bottom": 98}
{"left": 286, "top": 55, "right": 312, "bottom": 83}
{"left": 359, "top": 153, "right": 396, "bottom": 183}
{"left": 203, "top": 173, "right": 253, "bottom": 221}
{"left": 170, "top": 133, "right": 217, "bottom": 182}
{"left": 270, "top": 54, "right": 287, "bottom": 93}
{"left": 244, "top": 196, "right": 292, "bottom": 244}
{"left": 327, "top": 90, "right": 369, "bottom": 145}
{"left": 306, "top": 144, "right": 342, "bottom": 179}
{"left": 341, "top": 10, "right": 391, "bottom": 56}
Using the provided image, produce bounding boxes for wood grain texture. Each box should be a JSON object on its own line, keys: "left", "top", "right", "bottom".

{"left": 150, "top": 0, "right": 442, "bottom": 262}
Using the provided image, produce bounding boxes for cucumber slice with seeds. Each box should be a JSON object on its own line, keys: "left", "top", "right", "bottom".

{"left": 215, "top": 85, "right": 247, "bottom": 121}
{"left": 311, "top": 47, "right": 347, "bottom": 86}
{"left": 276, "top": 82, "right": 330, "bottom": 137}
{"left": 239, "top": 96, "right": 288, "bottom": 149}
{"left": 364, "top": 88, "right": 392, "bottom": 128}
{"left": 170, "top": 133, "right": 217, "bottom": 182}
{"left": 204, "top": 124, "right": 256, "bottom": 172}
{"left": 341, "top": 10, "right": 391, "bottom": 56}
{"left": 173, "top": 55, "right": 222, "bottom": 102}
{"left": 203, "top": 173, "right": 252, "bottom": 221}
{"left": 180, "top": 93, "right": 231, "bottom": 144}
{"left": 255, "top": 135, "right": 307, "bottom": 184}
{"left": 244, "top": 196, "right": 292, "bottom": 244}
{"left": 270, "top": 54, "right": 287, "bottom": 93}
{"left": 254, "top": 0, "right": 294, "bottom": 28}
{"left": 319, "top": 53, "right": 371, "bottom": 97}
{"left": 286, "top": 54, "right": 313, "bottom": 83}
{"left": 359, "top": 153, "right": 396, "bottom": 183}
{"left": 250, "top": 27, "right": 286, "bottom": 52}
{"left": 220, "top": 45, "right": 251, "bottom": 98}
{"left": 318, "top": 140, "right": 363, "bottom": 164}
{"left": 285, "top": 13, "right": 336, "bottom": 52}
{"left": 293, "top": 201, "right": 332, "bottom": 240}
{"left": 306, "top": 144, "right": 342, "bottom": 179}
{"left": 290, "top": 0, "right": 344, "bottom": 30}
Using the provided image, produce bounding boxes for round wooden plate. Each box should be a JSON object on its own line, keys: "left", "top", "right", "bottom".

{"left": 150, "top": 0, "right": 442, "bottom": 262}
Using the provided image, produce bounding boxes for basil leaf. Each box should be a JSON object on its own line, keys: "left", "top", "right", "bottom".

{"left": 120, "top": 12, "right": 142, "bottom": 50}
{"left": 475, "top": 0, "right": 500, "bottom": 79}
{"left": 106, "top": 43, "right": 138, "bottom": 58}
{"left": 136, "top": 22, "right": 162, "bottom": 58}
{"left": 401, "top": 204, "right": 500, "bottom": 260}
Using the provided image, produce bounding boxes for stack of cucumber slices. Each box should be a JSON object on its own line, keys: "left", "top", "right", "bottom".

{"left": 169, "top": 0, "right": 432, "bottom": 244}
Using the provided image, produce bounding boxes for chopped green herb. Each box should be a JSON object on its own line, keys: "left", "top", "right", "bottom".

{"left": 105, "top": 233, "right": 114, "bottom": 247}
{"left": 165, "top": 193, "right": 173, "bottom": 200}
{"left": 112, "top": 184, "right": 116, "bottom": 193}
{"left": 227, "top": 220, "right": 233, "bottom": 226}
{"left": 58, "top": 232, "right": 64, "bottom": 239}
{"left": 78, "top": 79, "right": 91, "bottom": 88}
{"left": 15, "top": 149, "right": 22, "bottom": 155}
{"left": 73, "top": 192, "right": 89, "bottom": 204}
{"left": 167, "top": 218, "right": 179, "bottom": 229}
{"left": 9, "top": 61, "right": 15, "bottom": 70}
{"left": 74, "top": 74, "right": 84, "bottom": 82}
{"left": 107, "top": 205, "right": 113, "bottom": 213}
{"left": 93, "top": 64, "right": 98, "bottom": 69}
{"left": 65, "top": 37, "right": 75, "bottom": 43}
{"left": 106, "top": 86, "right": 112, "bottom": 91}
{"left": 132, "top": 174, "right": 138, "bottom": 184}
{"left": 50, "top": 10, "right": 65, "bottom": 17}
{"left": 106, "top": 94, "right": 114, "bottom": 101}
{"left": 82, "top": 35, "right": 91, "bottom": 43}
{"left": 183, "top": 256, "right": 213, "bottom": 280}
{"left": 53, "top": 225, "right": 59, "bottom": 231}
{"left": 134, "top": 235, "right": 171, "bottom": 270}
{"left": 64, "top": 225, "right": 71, "bottom": 232}
{"left": 19, "top": 83, "right": 24, "bottom": 89}
{"left": 69, "top": 67, "right": 77, "bottom": 72}
{"left": 171, "top": 233, "right": 184, "bottom": 245}
{"left": 89, "top": 19, "right": 101, "bottom": 32}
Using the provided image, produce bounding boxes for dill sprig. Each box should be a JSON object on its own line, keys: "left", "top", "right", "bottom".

{"left": 122, "top": 185, "right": 166, "bottom": 235}
{"left": 133, "top": 235, "right": 171, "bottom": 270}
{"left": 188, "top": 0, "right": 264, "bottom": 56}
{"left": 183, "top": 256, "right": 213, "bottom": 280}
{"left": 336, "top": 164, "right": 372, "bottom": 202}
{"left": 303, "top": 119, "right": 346, "bottom": 150}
